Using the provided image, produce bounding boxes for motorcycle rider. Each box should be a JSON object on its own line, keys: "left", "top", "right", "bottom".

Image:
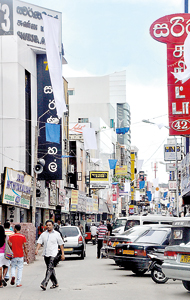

{"left": 90, "top": 223, "right": 97, "bottom": 244}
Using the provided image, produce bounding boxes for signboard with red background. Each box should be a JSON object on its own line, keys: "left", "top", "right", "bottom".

{"left": 150, "top": 14, "right": 190, "bottom": 135}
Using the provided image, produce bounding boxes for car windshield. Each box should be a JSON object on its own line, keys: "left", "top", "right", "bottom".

{"left": 135, "top": 230, "right": 168, "bottom": 244}
{"left": 121, "top": 226, "right": 150, "bottom": 236}
{"left": 59, "top": 227, "right": 79, "bottom": 237}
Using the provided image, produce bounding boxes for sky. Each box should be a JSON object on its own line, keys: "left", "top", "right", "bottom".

{"left": 29, "top": 0, "right": 186, "bottom": 183}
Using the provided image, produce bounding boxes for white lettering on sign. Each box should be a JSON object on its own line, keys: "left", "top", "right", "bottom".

{"left": 172, "top": 102, "right": 189, "bottom": 114}
{"left": 48, "top": 162, "right": 57, "bottom": 172}
{"left": 0, "top": 3, "right": 10, "bottom": 32}
{"left": 175, "top": 86, "right": 185, "bottom": 98}
{"left": 153, "top": 16, "right": 190, "bottom": 38}
{"left": 172, "top": 120, "right": 190, "bottom": 131}
{"left": 173, "top": 45, "right": 184, "bottom": 58}
{"left": 153, "top": 23, "right": 169, "bottom": 37}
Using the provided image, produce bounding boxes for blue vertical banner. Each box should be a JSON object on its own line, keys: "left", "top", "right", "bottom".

{"left": 37, "top": 54, "right": 62, "bottom": 180}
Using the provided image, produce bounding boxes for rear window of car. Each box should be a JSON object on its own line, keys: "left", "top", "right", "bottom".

{"left": 126, "top": 220, "right": 140, "bottom": 228}
{"left": 122, "top": 226, "right": 150, "bottom": 237}
{"left": 135, "top": 230, "right": 168, "bottom": 244}
{"left": 59, "top": 227, "right": 79, "bottom": 237}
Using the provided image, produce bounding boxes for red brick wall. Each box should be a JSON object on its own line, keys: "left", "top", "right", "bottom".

{"left": 11, "top": 223, "right": 36, "bottom": 263}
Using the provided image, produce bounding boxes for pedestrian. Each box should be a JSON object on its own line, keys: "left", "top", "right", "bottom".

{"left": 0, "top": 225, "right": 9, "bottom": 288}
{"left": 106, "top": 219, "right": 112, "bottom": 236}
{"left": 35, "top": 219, "right": 65, "bottom": 291}
{"left": 80, "top": 215, "right": 86, "bottom": 236}
{"left": 8, "top": 224, "right": 29, "bottom": 287}
{"left": 90, "top": 223, "right": 97, "bottom": 237}
{"left": 96, "top": 221, "right": 108, "bottom": 259}
{"left": 4, "top": 221, "right": 14, "bottom": 284}
{"left": 38, "top": 223, "right": 44, "bottom": 238}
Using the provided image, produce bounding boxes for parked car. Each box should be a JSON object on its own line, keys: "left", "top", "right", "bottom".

{"left": 162, "top": 242, "right": 190, "bottom": 291}
{"left": 114, "top": 227, "right": 171, "bottom": 275}
{"left": 103, "top": 224, "right": 172, "bottom": 259}
{"left": 162, "top": 217, "right": 190, "bottom": 291}
{"left": 59, "top": 226, "right": 86, "bottom": 259}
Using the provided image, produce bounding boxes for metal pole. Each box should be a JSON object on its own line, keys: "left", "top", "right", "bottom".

{"left": 175, "top": 137, "right": 179, "bottom": 217}
{"left": 185, "top": 1, "right": 189, "bottom": 154}
{"left": 32, "top": 125, "right": 38, "bottom": 227}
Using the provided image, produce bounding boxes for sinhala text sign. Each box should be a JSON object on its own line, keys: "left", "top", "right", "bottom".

{"left": 2, "top": 167, "right": 31, "bottom": 209}
{"left": 150, "top": 14, "right": 190, "bottom": 135}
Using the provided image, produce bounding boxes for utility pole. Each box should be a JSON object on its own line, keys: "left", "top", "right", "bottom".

{"left": 32, "top": 125, "right": 38, "bottom": 227}
{"left": 175, "top": 137, "right": 179, "bottom": 217}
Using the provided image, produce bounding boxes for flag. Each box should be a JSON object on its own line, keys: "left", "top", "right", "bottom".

{"left": 139, "top": 181, "right": 145, "bottom": 189}
{"left": 116, "top": 127, "right": 130, "bottom": 134}
{"left": 147, "top": 191, "right": 152, "bottom": 202}
{"left": 42, "top": 14, "right": 67, "bottom": 117}
{"left": 45, "top": 123, "right": 60, "bottom": 144}
{"left": 108, "top": 159, "right": 117, "bottom": 169}
{"left": 82, "top": 128, "right": 97, "bottom": 150}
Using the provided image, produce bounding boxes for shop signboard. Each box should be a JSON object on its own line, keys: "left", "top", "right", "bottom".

{"left": 37, "top": 54, "right": 62, "bottom": 180}
{"left": 164, "top": 144, "right": 181, "bottom": 161}
{"left": 2, "top": 167, "right": 31, "bottom": 209}
{"left": 69, "top": 122, "right": 90, "bottom": 135}
{"left": 168, "top": 180, "right": 177, "bottom": 190}
{"left": 89, "top": 171, "right": 109, "bottom": 188}
{"left": 78, "top": 191, "right": 86, "bottom": 212}
{"left": 70, "top": 189, "right": 78, "bottom": 211}
{"left": 115, "top": 165, "right": 128, "bottom": 175}
{"left": 150, "top": 14, "right": 190, "bottom": 135}
{"left": 0, "top": 0, "right": 62, "bottom": 53}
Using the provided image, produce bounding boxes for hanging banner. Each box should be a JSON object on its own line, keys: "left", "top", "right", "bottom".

{"left": 2, "top": 167, "right": 31, "bottom": 209}
{"left": 150, "top": 13, "right": 190, "bottom": 135}
{"left": 37, "top": 54, "right": 62, "bottom": 180}
{"left": 115, "top": 165, "right": 128, "bottom": 175}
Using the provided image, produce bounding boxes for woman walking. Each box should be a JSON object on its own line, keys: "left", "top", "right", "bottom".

{"left": 0, "top": 225, "right": 8, "bottom": 287}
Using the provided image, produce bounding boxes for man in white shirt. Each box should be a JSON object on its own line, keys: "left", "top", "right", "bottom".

{"left": 35, "top": 220, "right": 65, "bottom": 290}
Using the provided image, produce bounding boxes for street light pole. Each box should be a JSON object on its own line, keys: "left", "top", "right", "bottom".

{"left": 142, "top": 119, "right": 179, "bottom": 216}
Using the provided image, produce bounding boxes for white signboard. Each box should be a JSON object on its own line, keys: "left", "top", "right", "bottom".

{"left": 0, "top": 0, "right": 62, "bottom": 53}
{"left": 14, "top": 1, "right": 62, "bottom": 53}
{"left": 69, "top": 122, "right": 91, "bottom": 135}
{"left": 166, "top": 163, "right": 176, "bottom": 172}
{"left": 168, "top": 180, "right": 177, "bottom": 191}
{"left": 164, "top": 144, "right": 181, "bottom": 161}
{"left": 2, "top": 167, "right": 31, "bottom": 209}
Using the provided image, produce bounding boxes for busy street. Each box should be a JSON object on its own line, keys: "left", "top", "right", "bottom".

{"left": 0, "top": 243, "right": 189, "bottom": 300}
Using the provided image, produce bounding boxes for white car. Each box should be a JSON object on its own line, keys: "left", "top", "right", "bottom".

{"left": 59, "top": 226, "right": 86, "bottom": 259}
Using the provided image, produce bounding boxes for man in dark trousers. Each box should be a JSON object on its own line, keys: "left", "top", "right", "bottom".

{"left": 96, "top": 220, "right": 108, "bottom": 258}
{"left": 106, "top": 219, "right": 112, "bottom": 236}
{"left": 35, "top": 220, "right": 65, "bottom": 291}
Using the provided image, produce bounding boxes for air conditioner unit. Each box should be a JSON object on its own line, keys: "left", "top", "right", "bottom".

{"left": 68, "top": 164, "right": 74, "bottom": 174}
{"left": 68, "top": 183, "right": 74, "bottom": 188}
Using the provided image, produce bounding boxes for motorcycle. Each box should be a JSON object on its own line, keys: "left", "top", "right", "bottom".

{"left": 91, "top": 235, "right": 96, "bottom": 245}
{"left": 148, "top": 249, "right": 168, "bottom": 284}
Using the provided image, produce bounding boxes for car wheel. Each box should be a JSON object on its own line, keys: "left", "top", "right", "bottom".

{"left": 182, "top": 281, "right": 190, "bottom": 291}
{"left": 151, "top": 269, "right": 168, "bottom": 284}
{"left": 131, "top": 268, "right": 147, "bottom": 276}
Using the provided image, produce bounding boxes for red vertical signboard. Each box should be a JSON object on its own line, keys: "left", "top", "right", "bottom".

{"left": 150, "top": 14, "right": 190, "bottom": 135}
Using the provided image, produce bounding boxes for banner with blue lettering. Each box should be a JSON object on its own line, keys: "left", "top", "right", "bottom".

{"left": 37, "top": 54, "right": 62, "bottom": 180}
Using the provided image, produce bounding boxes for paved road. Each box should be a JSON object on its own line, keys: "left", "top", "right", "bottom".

{"left": 1, "top": 243, "right": 190, "bottom": 300}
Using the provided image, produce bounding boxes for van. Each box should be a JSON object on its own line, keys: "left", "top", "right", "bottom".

{"left": 124, "top": 215, "right": 176, "bottom": 231}
{"left": 112, "top": 217, "right": 128, "bottom": 235}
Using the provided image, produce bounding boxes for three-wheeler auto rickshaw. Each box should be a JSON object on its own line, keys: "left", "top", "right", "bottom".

{"left": 169, "top": 217, "right": 190, "bottom": 246}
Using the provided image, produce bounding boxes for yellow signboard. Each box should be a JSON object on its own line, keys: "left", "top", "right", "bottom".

{"left": 90, "top": 171, "right": 109, "bottom": 181}
{"left": 115, "top": 166, "right": 128, "bottom": 175}
{"left": 70, "top": 190, "right": 78, "bottom": 211}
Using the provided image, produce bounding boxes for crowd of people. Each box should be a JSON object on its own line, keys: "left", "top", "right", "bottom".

{"left": 0, "top": 217, "right": 113, "bottom": 290}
